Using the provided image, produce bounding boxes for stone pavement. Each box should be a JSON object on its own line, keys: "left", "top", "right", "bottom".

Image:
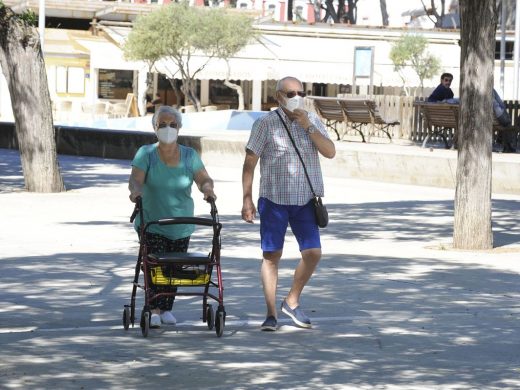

{"left": 1, "top": 147, "right": 520, "bottom": 390}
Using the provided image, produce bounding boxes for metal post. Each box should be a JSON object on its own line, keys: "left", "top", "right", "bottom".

{"left": 514, "top": 0, "right": 520, "bottom": 99}
{"left": 38, "top": 0, "right": 45, "bottom": 52}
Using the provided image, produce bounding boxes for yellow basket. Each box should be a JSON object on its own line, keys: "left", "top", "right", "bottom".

{"left": 150, "top": 266, "right": 210, "bottom": 286}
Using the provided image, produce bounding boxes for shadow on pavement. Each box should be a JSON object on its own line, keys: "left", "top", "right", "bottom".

{"left": 0, "top": 245, "right": 519, "bottom": 389}
{"left": 2, "top": 148, "right": 520, "bottom": 388}
{"left": 0, "top": 148, "right": 130, "bottom": 191}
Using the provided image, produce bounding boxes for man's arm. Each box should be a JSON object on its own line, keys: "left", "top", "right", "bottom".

{"left": 292, "top": 109, "right": 336, "bottom": 159}
{"left": 241, "top": 149, "right": 259, "bottom": 223}
{"left": 428, "top": 85, "right": 442, "bottom": 102}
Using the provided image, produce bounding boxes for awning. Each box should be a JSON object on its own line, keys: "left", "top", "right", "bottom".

{"left": 99, "top": 26, "right": 354, "bottom": 84}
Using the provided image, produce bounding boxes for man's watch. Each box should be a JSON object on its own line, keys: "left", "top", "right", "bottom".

{"left": 306, "top": 124, "right": 317, "bottom": 134}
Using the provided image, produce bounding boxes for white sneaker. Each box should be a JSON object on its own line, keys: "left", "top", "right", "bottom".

{"left": 150, "top": 313, "right": 161, "bottom": 328}
{"left": 160, "top": 311, "right": 177, "bottom": 325}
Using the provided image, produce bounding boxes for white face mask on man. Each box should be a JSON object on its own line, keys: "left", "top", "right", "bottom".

{"left": 156, "top": 126, "right": 178, "bottom": 144}
{"left": 284, "top": 95, "right": 305, "bottom": 112}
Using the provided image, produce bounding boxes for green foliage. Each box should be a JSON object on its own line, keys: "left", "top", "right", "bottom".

{"left": 389, "top": 34, "right": 441, "bottom": 90}
{"left": 199, "top": 8, "right": 256, "bottom": 59}
{"left": 20, "top": 10, "right": 38, "bottom": 26}
{"left": 124, "top": 2, "right": 257, "bottom": 108}
{"left": 0, "top": 2, "right": 37, "bottom": 26}
{"left": 124, "top": 2, "right": 256, "bottom": 65}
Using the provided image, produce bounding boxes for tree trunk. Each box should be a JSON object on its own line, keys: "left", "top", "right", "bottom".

{"left": 337, "top": 0, "right": 345, "bottom": 22}
{"left": 0, "top": 6, "right": 65, "bottom": 192}
{"left": 167, "top": 78, "right": 183, "bottom": 109}
{"left": 224, "top": 61, "right": 244, "bottom": 110}
{"left": 323, "top": 0, "right": 339, "bottom": 23}
{"left": 345, "top": 0, "right": 357, "bottom": 24}
{"left": 380, "top": 0, "right": 389, "bottom": 26}
{"left": 224, "top": 80, "right": 243, "bottom": 110}
{"left": 182, "top": 78, "right": 201, "bottom": 111}
{"left": 453, "top": 0, "right": 496, "bottom": 249}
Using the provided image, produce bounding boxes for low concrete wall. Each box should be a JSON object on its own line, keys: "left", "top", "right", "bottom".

{"left": 1, "top": 122, "right": 519, "bottom": 194}
{"left": 0, "top": 122, "right": 204, "bottom": 160}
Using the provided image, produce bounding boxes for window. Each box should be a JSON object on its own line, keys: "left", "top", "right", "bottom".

{"left": 67, "top": 67, "right": 85, "bottom": 94}
{"left": 209, "top": 80, "right": 239, "bottom": 106}
{"left": 98, "top": 69, "right": 134, "bottom": 99}
{"left": 55, "top": 66, "right": 85, "bottom": 95}
{"left": 495, "top": 41, "right": 514, "bottom": 60}
{"left": 56, "top": 66, "right": 68, "bottom": 93}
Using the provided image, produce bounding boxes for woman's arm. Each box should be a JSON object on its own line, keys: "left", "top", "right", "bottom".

{"left": 194, "top": 168, "right": 216, "bottom": 200}
{"left": 128, "top": 166, "right": 146, "bottom": 202}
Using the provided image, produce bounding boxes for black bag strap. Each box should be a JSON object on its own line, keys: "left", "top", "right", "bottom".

{"left": 275, "top": 110, "right": 317, "bottom": 198}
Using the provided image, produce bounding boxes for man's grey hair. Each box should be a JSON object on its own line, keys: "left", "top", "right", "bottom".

{"left": 276, "top": 76, "right": 303, "bottom": 92}
{"left": 152, "top": 105, "right": 183, "bottom": 128}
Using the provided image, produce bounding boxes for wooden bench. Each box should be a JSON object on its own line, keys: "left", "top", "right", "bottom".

{"left": 338, "top": 98, "right": 398, "bottom": 143}
{"left": 416, "top": 101, "right": 519, "bottom": 150}
{"left": 311, "top": 97, "right": 345, "bottom": 140}
{"left": 414, "top": 102, "right": 459, "bottom": 148}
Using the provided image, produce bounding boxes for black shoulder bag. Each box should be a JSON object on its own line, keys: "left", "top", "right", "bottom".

{"left": 275, "top": 110, "right": 328, "bottom": 228}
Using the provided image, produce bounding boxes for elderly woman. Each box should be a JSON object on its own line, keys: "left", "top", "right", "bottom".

{"left": 128, "top": 105, "right": 216, "bottom": 328}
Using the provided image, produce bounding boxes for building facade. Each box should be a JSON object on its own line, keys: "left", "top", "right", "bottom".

{"left": 0, "top": 0, "right": 516, "bottom": 121}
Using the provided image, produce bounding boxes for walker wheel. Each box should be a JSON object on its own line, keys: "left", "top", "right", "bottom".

{"left": 123, "top": 306, "right": 130, "bottom": 331}
{"left": 140, "top": 310, "right": 150, "bottom": 338}
{"left": 215, "top": 310, "right": 224, "bottom": 337}
{"left": 206, "top": 305, "right": 214, "bottom": 330}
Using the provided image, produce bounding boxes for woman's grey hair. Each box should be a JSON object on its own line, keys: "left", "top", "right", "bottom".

{"left": 152, "top": 105, "right": 183, "bottom": 128}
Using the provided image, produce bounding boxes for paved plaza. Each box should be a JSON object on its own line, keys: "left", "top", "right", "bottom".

{"left": 1, "top": 146, "right": 520, "bottom": 389}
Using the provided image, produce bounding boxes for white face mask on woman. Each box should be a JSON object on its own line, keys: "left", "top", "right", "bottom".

{"left": 156, "top": 126, "right": 178, "bottom": 144}
{"left": 284, "top": 95, "right": 304, "bottom": 112}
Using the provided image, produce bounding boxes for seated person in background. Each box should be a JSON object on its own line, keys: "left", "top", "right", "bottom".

{"left": 152, "top": 93, "right": 163, "bottom": 106}
{"left": 145, "top": 94, "right": 154, "bottom": 114}
{"left": 493, "top": 89, "right": 516, "bottom": 153}
{"left": 428, "top": 73, "right": 455, "bottom": 102}
{"left": 493, "top": 89, "right": 511, "bottom": 127}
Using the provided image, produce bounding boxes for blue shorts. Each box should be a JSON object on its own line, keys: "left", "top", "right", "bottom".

{"left": 258, "top": 197, "right": 321, "bottom": 252}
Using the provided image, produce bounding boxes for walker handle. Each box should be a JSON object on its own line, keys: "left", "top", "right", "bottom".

{"left": 130, "top": 196, "right": 142, "bottom": 223}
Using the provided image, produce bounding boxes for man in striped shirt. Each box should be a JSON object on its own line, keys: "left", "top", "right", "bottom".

{"left": 241, "top": 76, "right": 336, "bottom": 331}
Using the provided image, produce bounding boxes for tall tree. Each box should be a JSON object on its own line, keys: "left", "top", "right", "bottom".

{"left": 322, "top": 0, "right": 339, "bottom": 23}
{"left": 380, "top": 0, "right": 389, "bottom": 26}
{"left": 124, "top": 2, "right": 256, "bottom": 111}
{"left": 453, "top": 0, "right": 496, "bottom": 249}
{"left": 322, "top": 0, "right": 354, "bottom": 23}
{"left": 0, "top": 5, "right": 65, "bottom": 192}
{"left": 420, "top": 0, "right": 447, "bottom": 27}
{"left": 344, "top": 0, "right": 358, "bottom": 24}
{"left": 208, "top": 9, "right": 257, "bottom": 110}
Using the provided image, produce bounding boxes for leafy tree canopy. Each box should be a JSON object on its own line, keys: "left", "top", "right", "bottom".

{"left": 124, "top": 2, "right": 256, "bottom": 70}
{"left": 123, "top": 2, "right": 257, "bottom": 108}
{"left": 389, "top": 34, "right": 440, "bottom": 92}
